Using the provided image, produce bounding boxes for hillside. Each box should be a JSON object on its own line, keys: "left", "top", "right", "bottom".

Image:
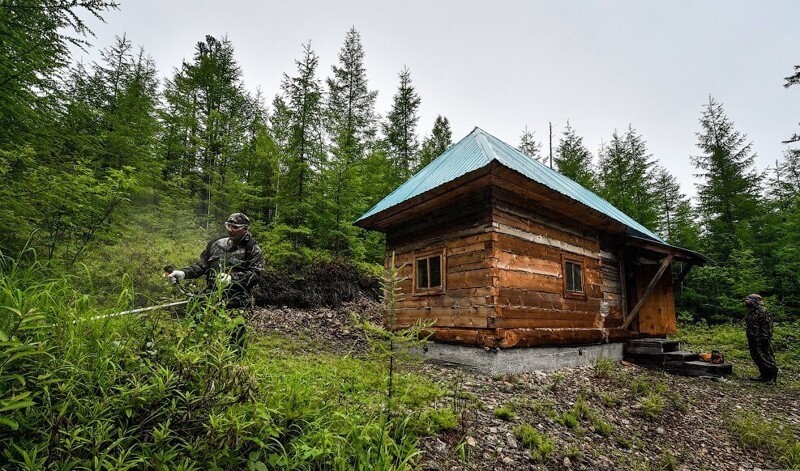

{"left": 250, "top": 302, "right": 800, "bottom": 470}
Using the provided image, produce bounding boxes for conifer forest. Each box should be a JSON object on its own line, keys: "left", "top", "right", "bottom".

{"left": 1, "top": 1, "right": 799, "bottom": 469}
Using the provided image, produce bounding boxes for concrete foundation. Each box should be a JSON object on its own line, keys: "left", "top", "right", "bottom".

{"left": 420, "top": 342, "right": 624, "bottom": 375}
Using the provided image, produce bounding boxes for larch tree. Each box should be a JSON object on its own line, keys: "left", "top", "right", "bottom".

{"left": 273, "top": 42, "right": 325, "bottom": 249}
{"left": 784, "top": 64, "right": 800, "bottom": 144}
{"left": 383, "top": 66, "right": 421, "bottom": 185}
{"left": 418, "top": 115, "right": 452, "bottom": 169}
{"left": 160, "top": 35, "right": 259, "bottom": 226}
{"left": 554, "top": 121, "right": 596, "bottom": 191}
{"left": 518, "top": 126, "right": 543, "bottom": 164}
{"left": 691, "top": 96, "right": 761, "bottom": 262}
{"left": 324, "top": 27, "right": 378, "bottom": 254}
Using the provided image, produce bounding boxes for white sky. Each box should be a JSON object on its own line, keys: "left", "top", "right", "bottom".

{"left": 74, "top": 0, "right": 800, "bottom": 198}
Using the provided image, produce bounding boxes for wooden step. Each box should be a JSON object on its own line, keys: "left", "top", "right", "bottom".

{"left": 665, "top": 360, "right": 733, "bottom": 377}
{"left": 663, "top": 350, "right": 700, "bottom": 366}
{"left": 626, "top": 339, "right": 681, "bottom": 355}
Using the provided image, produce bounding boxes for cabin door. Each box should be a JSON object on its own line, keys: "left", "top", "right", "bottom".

{"left": 626, "top": 261, "right": 677, "bottom": 335}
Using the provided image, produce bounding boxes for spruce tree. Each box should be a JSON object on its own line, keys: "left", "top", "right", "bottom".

{"left": 418, "top": 115, "right": 452, "bottom": 169}
{"left": 383, "top": 66, "right": 421, "bottom": 185}
{"left": 691, "top": 96, "right": 761, "bottom": 262}
{"left": 597, "top": 126, "right": 659, "bottom": 230}
{"left": 554, "top": 121, "right": 596, "bottom": 191}
{"left": 760, "top": 149, "right": 800, "bottom": 315}
{"left": 651, "top": 165, "right": 698, "bottom": 247}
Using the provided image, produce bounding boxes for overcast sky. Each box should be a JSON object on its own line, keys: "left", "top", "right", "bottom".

{"left": 74, "top": 0, "right": 799, "bottom": 197}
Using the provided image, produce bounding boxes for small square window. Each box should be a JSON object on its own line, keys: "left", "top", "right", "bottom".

{"left": 565, "top": 261, "right": 583, "bottom": 293}
{"left": 562, "top": 254, "right": 586, "bottom": 298}
{"left": 415, "top": 253, "right": 445, "bottom": 293}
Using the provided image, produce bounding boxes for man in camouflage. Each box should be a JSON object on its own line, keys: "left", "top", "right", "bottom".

{"left": 168, "top": 212, "right": 264, "bottom": 309}
{"left": 167, "top": 213, "right": 263, "bottom": 357}
{"left": 744, "top": 294, "right": 778, "bottom": 385}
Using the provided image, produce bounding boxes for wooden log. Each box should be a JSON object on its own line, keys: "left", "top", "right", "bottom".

{"left": 492, "top": 208, "right": 599, "bottom": 251}
{"left": 423, "top": 327, "right": 499, "bottom": 347}
{"left": 494, "top": 317, "right": 599, "bottom": 329}
{"left": 496, "top": 327, "right": 607, "bottom": 348}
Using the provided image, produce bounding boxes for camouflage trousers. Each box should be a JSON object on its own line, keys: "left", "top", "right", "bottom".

{"left": 747, "top": 336, "right": 778, "bottom": 380}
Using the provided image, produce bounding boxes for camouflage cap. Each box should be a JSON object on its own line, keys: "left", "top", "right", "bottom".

{"left": 745, "top": 293, "right": 763, "bottom": 302}
{"left": 226, "top": 212, "right": 251, "bottom": 226}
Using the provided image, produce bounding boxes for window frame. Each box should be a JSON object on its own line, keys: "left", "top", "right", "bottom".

{"left": 562, "top": 253, "right": 587, "bottom": 299}
{"left": 413, "top": 250, "right": 447, "bottom": 296}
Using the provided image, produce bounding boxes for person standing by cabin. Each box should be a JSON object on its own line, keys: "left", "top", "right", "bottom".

{"left": 744, "top": 294, "right": 778, "bottom": 385}
{"left": 166, "top": 212, "right": 264, "bottom": 356}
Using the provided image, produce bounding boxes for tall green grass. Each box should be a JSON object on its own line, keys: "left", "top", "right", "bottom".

{"left": 0, "top": 254, "right": 448, "bottom": 469}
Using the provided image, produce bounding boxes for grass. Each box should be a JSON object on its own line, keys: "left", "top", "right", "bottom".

{"left": 514, "top": 423, "right": 555, "bottom": 463}
{"left": 0, "top": 256, "right": 451, "bottom": 470}
{"left": 493, "top": 404, "right": 516, "bottom": 421}
{"left": 725, "top": 409, "right": 800, "bottom": 469}
{"left": 593, "top": 356, "right": 619, "bottom": 378}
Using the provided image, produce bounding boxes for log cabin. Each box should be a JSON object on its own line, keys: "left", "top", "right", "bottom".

{"left": 355, "top": 127, "right": 707, "bottom": 349}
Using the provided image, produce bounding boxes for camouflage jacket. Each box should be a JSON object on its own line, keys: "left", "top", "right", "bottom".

{"left": 182, "top": 232, "right": 264, "bottom": 294}
{"left": 745, "top": 302, "right": 773, "bottom": 339}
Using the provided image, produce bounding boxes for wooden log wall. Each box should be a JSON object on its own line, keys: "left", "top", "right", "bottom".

{"left": 600, "top": 238, "right": 626, "bottom": 328}
{"left": 380, "top": 180, "right": 674, "bottom": 348}
{"left": 490, "top": 188, "right": 616, "bottom": 347}
{"left": 386, "top": 188, "right": 499, "bottom": 343}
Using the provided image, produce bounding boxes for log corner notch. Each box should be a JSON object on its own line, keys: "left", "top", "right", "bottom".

{"left": 621, "top": 252, "right": 676, "bottom": 331}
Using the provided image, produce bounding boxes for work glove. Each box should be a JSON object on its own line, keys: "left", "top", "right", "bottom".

{"left": 166, "top": 270, "right": 185, "bottom": 284}
{"left": 216, "top": 272, "right": 232, "bottom": 287}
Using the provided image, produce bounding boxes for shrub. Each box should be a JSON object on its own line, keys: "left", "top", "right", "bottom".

{"left": 591, "top": 416, "right": 614, "bottom": 436}
{"left": 558, "top": 412, "right": 579, "bottom": 429}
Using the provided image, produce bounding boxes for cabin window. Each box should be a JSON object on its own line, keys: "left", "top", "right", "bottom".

{"left": 562, "top": 254, "right": 586, "bottom": 298}
{"left": 415, "top": 253, "right": 445, "bottom": 294}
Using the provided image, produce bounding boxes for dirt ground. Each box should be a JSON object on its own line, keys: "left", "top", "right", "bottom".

{"left": 249, "top": 301, "right": 799, "bottom": 471}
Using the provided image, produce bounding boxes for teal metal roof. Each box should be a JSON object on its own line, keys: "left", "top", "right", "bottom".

{"left": 357, "top": 127, "right": 666, "bottom": 244}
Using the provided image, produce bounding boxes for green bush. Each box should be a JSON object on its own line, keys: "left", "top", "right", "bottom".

{"left": 591, "top": 416, "right": 614, "bottom": 436}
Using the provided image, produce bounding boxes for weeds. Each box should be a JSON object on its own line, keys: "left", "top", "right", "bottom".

{"left": 594, "top": 356, "right": 619, "bottom": 378}
{"left": 636, "top": 392, "right": 665, "bottom": 419}
{"left": 0, "top": 255, "right": 446, "bottom": 469}
{"left": 726, "top": 409, "right": 800, "bottom": 469}
{"left": 514, "top": 423, "right": 555, "bottom": 463}
{"left": 493, "top": 405, "right": 516, "bottom": 421}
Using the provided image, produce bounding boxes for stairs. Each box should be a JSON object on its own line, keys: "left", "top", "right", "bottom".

{"left": 625, "top": 339, "right": 733, "bottom": 377}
